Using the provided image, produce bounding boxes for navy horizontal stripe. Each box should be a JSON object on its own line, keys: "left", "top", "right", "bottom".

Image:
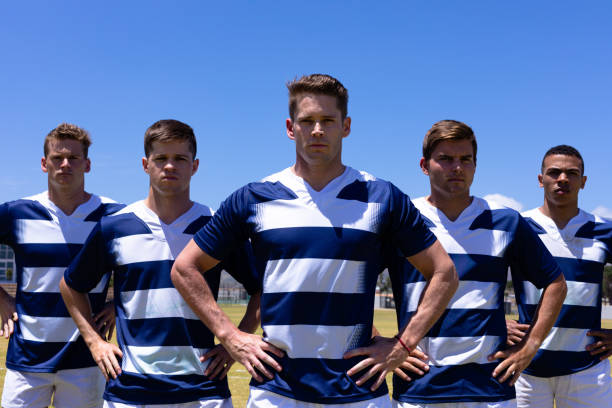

{"left": 518, "top": 304, "right": 600, "bottom": 330}
{"left": 336, "top": 179, "right": 392, "bottom": 204}
{"left": 393, "top": 362, "right": 515, "bottom": 403}
{"left": 525, "top": 349, "right": 601, "bottom": 377}
{"left": 9, "top": 200, "right": 53, "bottom": 221}
{"left": 102, "top": 214, "right": 152, "bottom": 240}
{"left": 114, "top": 261, "right": 222, "bottom": 294}
{"left": 254, "top": 227, "right": 380, "bottom": 261}
{"left": 399, "top": 308, "right": 507, "bottom": 338}
{"left": 261, "top": 292, "right": 373, "bottom": 326}
{"left": 6, "top": 335, "right": 96, "bottom": 372}
{"left": 17, "top": 243, "right": 83, "bottom": 267}
{"left": 575, "top": 220, "right": 612, "bottom": 241}
{"left": 183, "top": 215, "right": 212, "bottom": 235}
{"left": 116, "top": 317, "right": 214, "bottom": 348}
{"left": 555, "top": 257, "right": 604, "bottom": 283}
{"left": 84, "top": 203, "right": 124, "bottom": 222}
{"left": 469, "top": 209, "right": 518, "bottom": 232}
{"left": 105, "top": 371, "right": 230, "bottom": 405}
{"left": 17, "top": 292, "right": 107, "bottom": 317}
{"left": 252, "top": 354, "right": 388, "bottom": 404}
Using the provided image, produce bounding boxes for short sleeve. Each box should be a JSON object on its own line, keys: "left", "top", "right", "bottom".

{"left": 64, "top": 222, "right": 112, "bottom": 293}
{"left": 387, "top": 184, "right": 437, "bottom": 258}
{"left": 509, "top": 215, "right": 562, "bottom": 289}
{"left": 220, "top": 240, "right": 261, "bottom": 295}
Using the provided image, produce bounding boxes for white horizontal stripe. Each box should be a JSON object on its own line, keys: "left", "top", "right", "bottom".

{"left": 252, "top": 200, "right": 382, "bottom": 233}
{"left": 263, "top": 324, "right": 368, "bottom": 359}
{"left": 21, "top": 267, "right": 65, "bottom": 292}
{"left": 112, "top": 234, "right": 173, "bottom": 265}
{"left": 433, "top": 227, "right": 511, "bottom": 257}
{"left": 15, "top": 219, "right": 96, "bottom": 244}
{"left": 539, "top": 234, "right": 606, "bottom": 263}
{"left": 402, "top": 281, "right": 499, "bottom": 312}
{"left": 19, "top": 315, "right": 79, "bottom": 342}
{"left": 423, "top": 335, "right": 501, "bottom": 365}
{"left": 122, "top": 346, "right": 209, "bottom": 375}
{"left": 121, "top": 288, "right": 198, "bottom": 320}
{"left": 522, "top": 281, "right": 598, "bottom": 307}
{"left": 541, "top": 327, "right": 591, "bottom": 351}
{"left": 263, "top": 258, "right": 366, "bottom": 294}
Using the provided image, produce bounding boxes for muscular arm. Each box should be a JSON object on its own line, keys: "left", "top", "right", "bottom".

{"left": 59, "top": 277, "right": 123, "bottom": 380}
{"left": 490, "top": 273, "right": 566, "bottom": 385}
{"left": 171, "top": 240, "right": 282, "bottom": 382}
{"left": 346, "top": 240, "right": 458, "bottom": 390}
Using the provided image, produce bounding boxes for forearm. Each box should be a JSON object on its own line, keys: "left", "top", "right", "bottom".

{"left": 59, "top": 278, "right": 104, "bottom": 347}
{"left": 237, "top": 292, "right": 261, "bottom": 334}
{"left": 525, "top": 274, "right": 567, "bottom": 347}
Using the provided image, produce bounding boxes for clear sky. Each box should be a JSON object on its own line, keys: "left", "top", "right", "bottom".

{"left": 1, "top": 1, "right": 610, "bottom": 217}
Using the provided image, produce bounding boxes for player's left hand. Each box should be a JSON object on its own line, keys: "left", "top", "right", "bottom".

{"left": 93, "top": 301, "right": 115, "bottom": 341}
{"left": 586, "top": 329, "right": 612, "bottom": 360}
{"left": 201, "top": 344, "right": 235, "bottom": 380}
{"left": 344, "top": 336, "right": 411, "bottom": 391}
{"left": 488, "top": 340, "right": 539, "bottom": 386}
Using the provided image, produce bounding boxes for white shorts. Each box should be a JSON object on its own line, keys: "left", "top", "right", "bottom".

{"left": 103, "top": 398, "right": 233, "bottom": 408}
{"left": 515, "top": 359, "right": 612, "bottom": 408}
{"left": 247, "top": 388, "right": 391, "bottom": 407}
{"left": 1, "top": 366, "right": 105, "bottom": 408}
{"left": 392, "top": 399, "right": 516, "bottom": 408}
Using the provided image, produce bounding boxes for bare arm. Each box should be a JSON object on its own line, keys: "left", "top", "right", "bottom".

{"left": 490, "top": 273, "right": 566, "bottom": 385}
{"left": 202, "top": 292, "right": 262, "bottom": 379}
{"left": 59, "top": 277, "right": 123, "bottom": 381}
{"left": 0, "top": 286, "right": 17, "bottom": 339}
{"left": 345, "top": 240, "right": 458, "bottom": 390}
{"left": 171, "top": 240, "right": 283, "bottom": 382}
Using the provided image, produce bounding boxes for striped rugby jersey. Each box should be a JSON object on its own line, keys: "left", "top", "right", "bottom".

{"left": 64, "top": 200, "right": 259, "bottom": 405}
{"left": 193, "top": 166, "right": 436, "bottom": 404}
{"left": 516, "top": 208, "right": 611, "bottom": 377}
{"left": 389, "top": 197, "right": 561, "bottom": 404}
{"left": 0, "top": 192, "right": 123, "bottom": 372}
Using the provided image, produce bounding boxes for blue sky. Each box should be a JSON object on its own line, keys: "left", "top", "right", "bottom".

{"left": 1, "top": 1, "right": 610, "bottom": 217}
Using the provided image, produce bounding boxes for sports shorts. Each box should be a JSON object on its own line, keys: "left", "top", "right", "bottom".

{"left": 247, "top": 388, "right": 391, "bottom": 407}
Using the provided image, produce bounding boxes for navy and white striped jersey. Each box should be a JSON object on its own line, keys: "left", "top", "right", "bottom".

{"left": 0, "top": 192, "right": 123, "bottom": 372}
{"left": 193, "top": 166, "right": 436, "bottom": 404}
{"left": 64, "top": 200, "right": 260, "bottom": 405}
{"left": 515, "top": 208, "right": 611, "bottom": 377}
{"left": 389, "top": 197, "right": 561, "bottom": 404}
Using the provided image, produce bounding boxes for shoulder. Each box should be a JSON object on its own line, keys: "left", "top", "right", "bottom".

{"left": 336, "top": 168, "right": 400, "bottom": 203}
{"left": 575, "top": 210, "right": 612, "bottom": 242}
{"left": 1, "top": 194, "right": 52, "bottom": 221}
{"left": 469, "top": 196, "right": 522, "bottom": 231}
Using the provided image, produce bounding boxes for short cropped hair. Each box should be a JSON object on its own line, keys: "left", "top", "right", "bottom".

{"left": 144, "top": 119, "right": 197, "bottom": 158}
{"left": 287, "top": 74, "right": 349, "bottom": 120}
{"left": 44, "top": 123, "right": 92, "bottom": 158}
{"left": 541, "top": 144, "right": 584, "bottom": 175}
{"left": 422, "top": 120, "right": 477, "bottom": 164}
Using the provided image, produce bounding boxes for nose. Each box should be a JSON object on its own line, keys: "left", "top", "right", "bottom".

{"left": 60, "top": 158, "right": 70, "bottom": 168}
{"left": 557, "top": 172, "right": 569, "bottom": 182}
{"left": 312, "top": 121, "right": 324, "bottom": 136}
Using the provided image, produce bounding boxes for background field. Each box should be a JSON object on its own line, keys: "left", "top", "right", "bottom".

{"left": 0, "top": 306, "right": 610, "bottom": 407}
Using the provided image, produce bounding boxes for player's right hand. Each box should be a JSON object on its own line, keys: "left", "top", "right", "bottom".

{"left": 393, "top": 347, "right": 430, "bottom": 382}
{"left": 222, "top": 330, "right": 284, "bottom": 382}
{"left": 0, "top": 294, "right": 17, "bottom": 339}
{"left": 505, "top": 319, "right": 529, "bottom": 346}
{"left": 90, "top": 338, "right": 123, "bottom": 381}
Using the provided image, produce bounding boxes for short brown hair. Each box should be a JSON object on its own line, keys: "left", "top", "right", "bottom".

{"left": 422, "top": 120, "right": 477, "bottom": 164}
{"left": 44, "top": 123, "right": 92, "bottom": 158}
{"left": 541, "top": 144, "right": 584, "bottom": 175}
{"left": 144, "top": 119, "right": 197, "bottom": 158}
{"left": 287, "top": 74, "right": 349, "bottom": 120}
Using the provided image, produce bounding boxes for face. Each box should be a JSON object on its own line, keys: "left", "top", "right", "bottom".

{"left": 420, "top": 139, "right": 476, "bottom": 200}
{"left": 286, "top": 93, "right": 351, "bottom": 168}
{"left": 142, "top": 140, "right": 199, "bottom": 197}
{"left": 41, "top": 138, "right": 91, "bottom": 191}
{"left": 538, "top": 154, "right": 586, "bottom": 208}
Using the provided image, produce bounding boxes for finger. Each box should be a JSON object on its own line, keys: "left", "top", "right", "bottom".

{"left": 497, "top": 362, "right": 517, "bottom": 383}
{"left": 346, "top": 358, "right": 374, "bottom": 377}
{"left": 204, "top": 354, "right": 224, "bottom": 377}
{"left": 244, "top": 361, "right": 263, "bottom": 383}
{"left": 8, "top": 319, "right": 14, "bottom": 336}
{"left": 257, "top": 350, "right": 283, "bottom": 373}
{"left": 599, "top": 349, "right": 612, "bottom": 360}
{"left": 586, "top": 330, "right": 605, "bottom": 338}
{"left": 509, "top": 369, "right": 522, "bottom": 386}
{"left": 516, "top": 323, "right": 530, "bottom": 331}
{"left": 97, "top": 361, "right": 110, "bottom": 381}
{"left": 370, "top": 370, "right": 388, "bottom": 391}
{"left": 253, "top": 359, "right": 274, "bottom": 380}
{"left": 488, "top": 350, "right": 508, "bottom": 362}
{"left": 343, "top": 346, "right": 370, "bottom": 359}
{"left": 219, "top": 362, "right": 232, "bottom": 379}
{"left": 201, "top": 348, "right": 219, "bottom": 362}
{"left": 400, "top": 360, "right": 426, "bottom": 375}
{"left": 102, "top": 357, "right": 118, "bottom": 379}
{"left": 261, "top": 342, "right": 285, "bottom": 358}
{"left": 410, "top": 348, "right": 428, "bottom": 361}
{"left": 11, "top": 312, "right": 18, "bottom": 322}
{"left": 393, "top": 367, "right": 412, "bottom": 382}
{"left": 492, "top": 358, "right": 511, "bottom": 378}
{"left": 355, "top": 364, "right": 379, "bottom": 386}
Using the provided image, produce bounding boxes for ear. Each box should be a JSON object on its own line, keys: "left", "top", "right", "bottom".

{"left": 342, "top": 116, "right": 351, "bottom": 138}
{"left": 580, "top": 175, "right": 587, "bottom": 189}
{"left": 192, "top": 158, "right": 199, "bottom": 175}
{"left": 538, "top": 174, "right": 544, "bottom": 188}
{"left": 419, "top": 157, "right": 429, "bottom": 175}
{"left": 41, "top": 157, "right": 48, "bottom": 173}
{"left": 286, "top": 118, "right": 295, "bottom": 140}
{"left": 142, "top": 157, "right": 149, "bottom": 174}
{"left": 84, "top": 158, "right": 91, "bottom": 173}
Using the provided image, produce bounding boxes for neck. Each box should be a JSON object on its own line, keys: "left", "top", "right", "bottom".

{"left": 144, "top": 188, "right": 193, "bottom": 225}
{"left": 427, "top": 191, "right": 472, "bottom": 221}
{"left": 47, "top": 184, "right": 90, "bottom": 215}
{"left": 292, "top": 159, "right": 346, "bottom": 191}
{"left": 539, "top": 199, "right": 579, "bottom": 229}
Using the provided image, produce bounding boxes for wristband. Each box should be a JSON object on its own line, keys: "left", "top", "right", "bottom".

{"left": 394, "top": 334, "right": 412, "bottom": 353}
